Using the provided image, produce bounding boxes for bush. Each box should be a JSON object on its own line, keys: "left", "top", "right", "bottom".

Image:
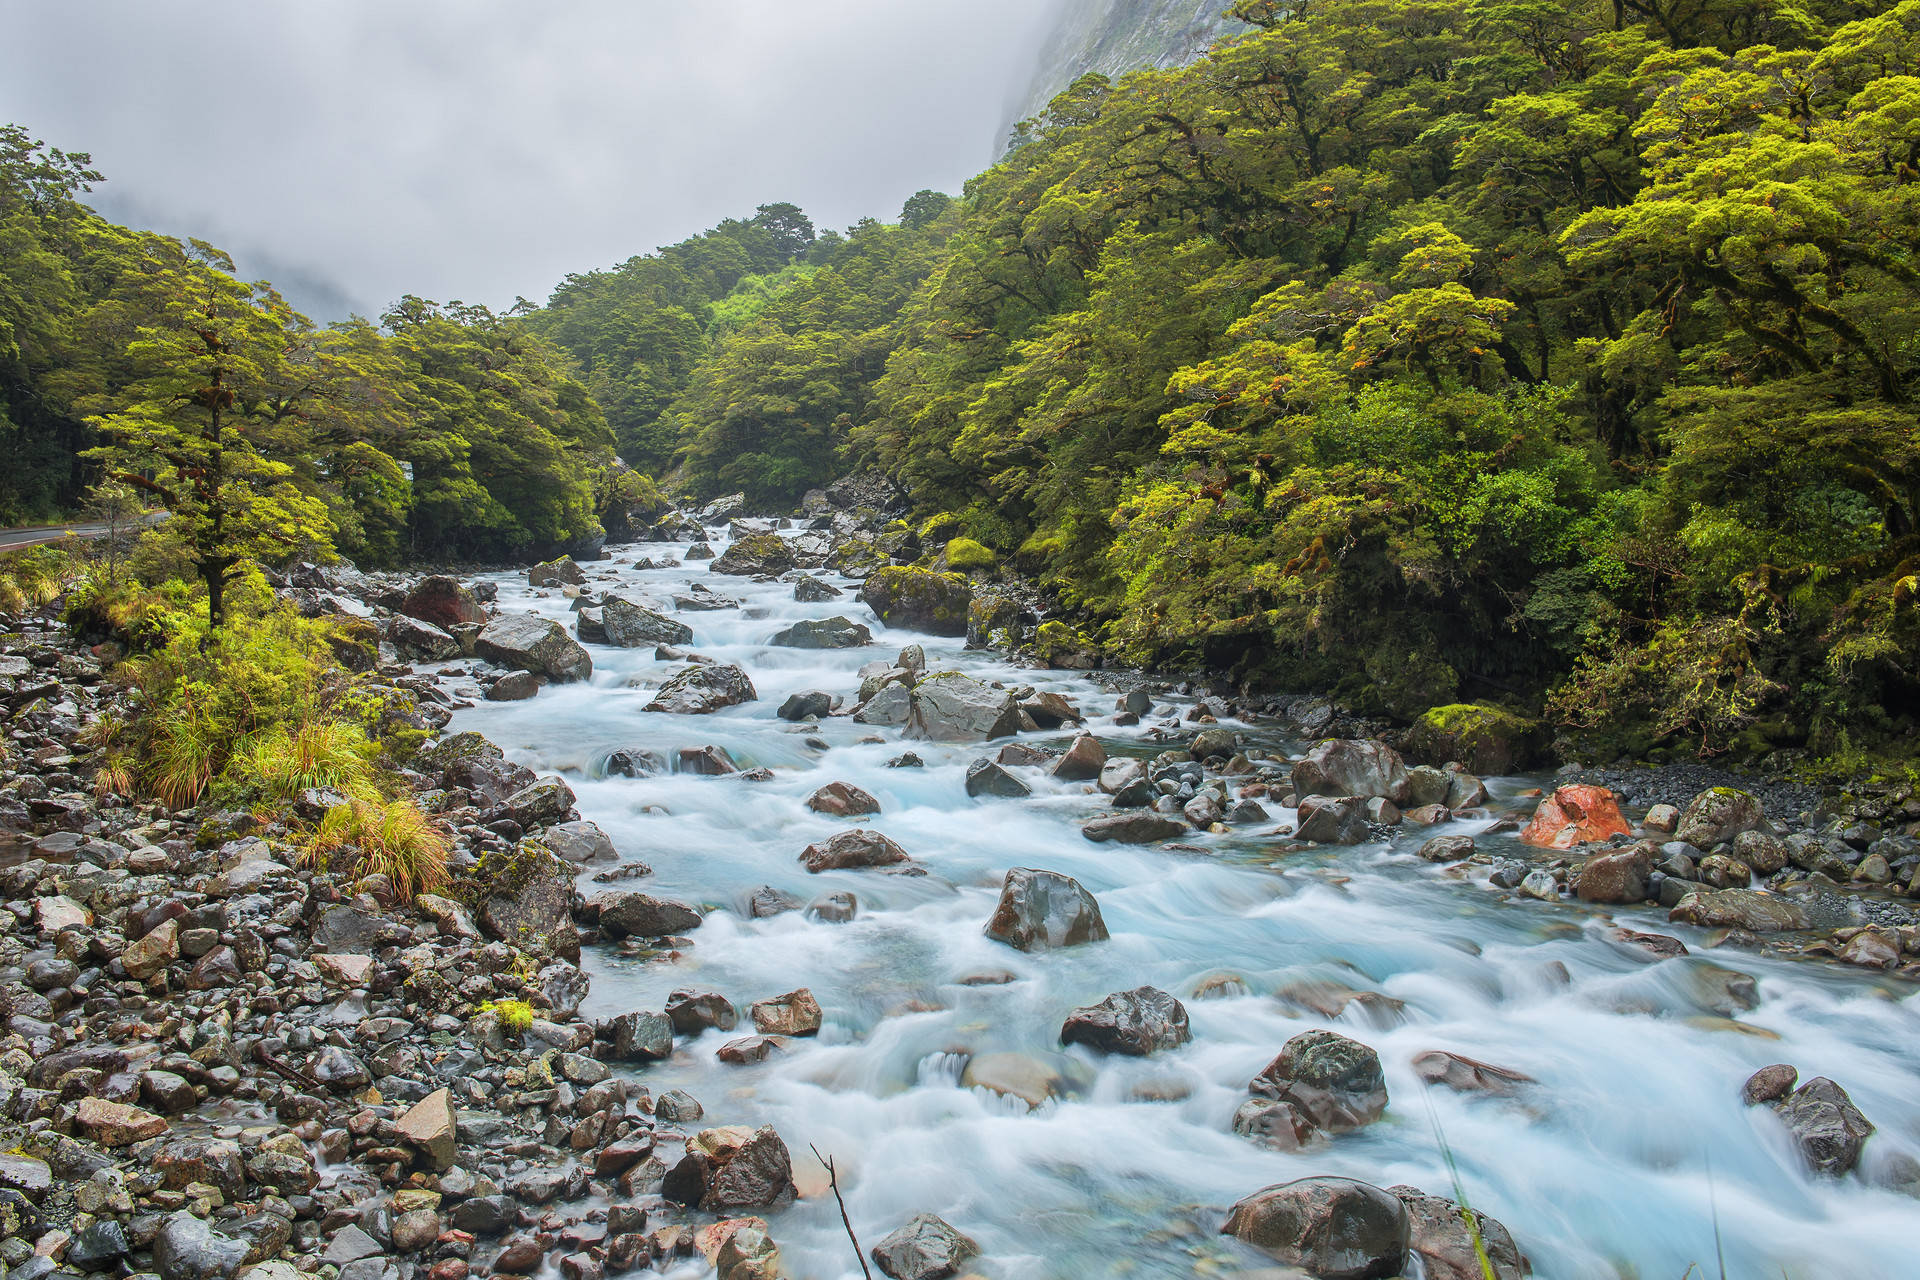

{"left": 305, "top": 797, "right": 450, "bottom": 899}
{"left": 0, "top": 544, "right": 77, "bottom": 614}
{"left": 236, "top": 719, "right": 379, "bottom": 804}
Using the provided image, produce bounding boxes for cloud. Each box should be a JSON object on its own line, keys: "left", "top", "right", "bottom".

{"left": 0, "top": 0, "right": 1063, "bottom": 320}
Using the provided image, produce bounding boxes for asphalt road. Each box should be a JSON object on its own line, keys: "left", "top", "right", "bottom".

{"left": 0, "top": 515, "right": 161, "bottom": 551}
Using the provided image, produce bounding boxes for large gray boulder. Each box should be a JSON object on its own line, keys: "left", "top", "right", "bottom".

{"left": 770, "top": 616, "right": 871, "bottom": 649}
{"left": 1667, "top": 888, "right": 1809, "bottom": 932}
{"left": 661, "top": 1126, "right": 794, "bottom": 1213}
{"left": 1676, "top": 787, "right": 1764, "bottom": 847}
{"left": 860, "top": 567, "right": 972, "bottom": 636}
{"left": 1249, "top": 1029, "right": 1388, "bottom": 1134}
{"left": 1220, "top": 1177, "right": 1410, "bottom": 1280}
{"left": 399, "top": 575, "right": 486, "bottom": 630}
{"left": 476, "top": 614, "right": 593, "bottom": 683}
{"left": 477, "top": 842, "right": 580, "bottom": 962}
{"left": 712, "top": 534, "right": 796, "bottom": 576}
{"left": 644, "top": 663, "right": 757, "bottom": 714}
{"left": 870, "top": 1214, "right": 979, "bottom": 1280}
{"left": 153, "top": 1212, "right": 251, "bottom": 1280}
{"left": 1295, "top": 795, "right": 1368, "bottom": 845}
{"left": 1777, "top": 1077, "right": 1875, "bottom": 1176}
{"left": 985, "top": 868, "right": 1108, "bottom": 951}
{"left": 1291, "top": 739, "right": 1411, "bottom": 805}
{"left": 596, "top": 891, "right": 703, "bottom": 938}
{"left": 1059, "top": 986, "right": 1190, "bottom": 1056}
{"left": 907, "top": 672, "right": 1022, "bottom": 742}
{"left": 601, "top": 596, "right": 693, "bottom": 647}
{"left": 799, "top": 829, "right": 911, "bottom": 872}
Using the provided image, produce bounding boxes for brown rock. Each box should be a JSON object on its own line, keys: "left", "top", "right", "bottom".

{"left": 1521, "top": 785, "right": 1631, "bottom": 849}
{"left": 807, "top": 781, "right": 881, "bottom": 817}
{"left": 749, "top": 989, "right": 822, "bottom": 1037}
{"left": 77, "top": 1098, "right": 167, "bottom": 1147}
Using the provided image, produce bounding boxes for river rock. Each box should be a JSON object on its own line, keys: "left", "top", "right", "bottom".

{"left": 1389, "top": 1186, "right": 1525, "bottom": 1280}
{"left": 597, "top": 891, "right": 703, "bottom": 938}
{"left": 1520, "top": 784, "right": 1631, "bottom": 849}
{"left": 609, "top": 1010, "right": 675, "bottom": 1061}
{"left": 749, "top": 989, "right": 822, "bottom": 1036}
{"left": 777, "top": 690, "right": 834, "bottom": 720}
{"left": 1677, "top": 786, "right": 1764, "bottom": 847}
{"left": 487, "top": 670, "right": 539, "bottom": 701}
{"left": 667, "top": 990, "right": 738, "bottom": 1035}
{"left": 1575, "top": 844, "right": 1654, "bottom": 903}
{"left": 476, "top": 613, "right": 593, "bottom": 683}
{"left": 400, "top": 575, "right": 487, "bottom": 629}
{"left": 800, "top": 829, "right": 910, "bottom": 872}
{"left": 869, "top": 1213, "right": 979, "bottom": 1280}
{"left": 1296, "top": 795, "right": 1368, "bottom": 845}
{"left": 1051, "top": 734, "right": 1107, "bottom": 782}
{"left": 678, "top": 745, "right": 738, "bottom": 775}
{"left": 542, "top": 820, "right": 618, "bottom": 865}
{"left": 662, "top": 1126, "right": 794, "bottom": 1213}
{"left": 154, "top": 1211, "right": 250, "bottom": 1280}
{"left": 1667, "top": 888, "right": 1809, "bottom": 932}
{"left": 1059, "top": 986, "right": 1190, "bottom": 1056}
{"left": 530, "top": 556, "right": 587, "bottom": 587}
{"left": 770, "top": 616, "right": 871, "bottom": 648}
{"left": 1250, "top": 1030, "right": 1388, "bottom": 1134}
{"left": 808, "top": 781, "right": 880, "bottom": 816}
{"left": 396, "top": 1087, "right": 458, "bottom": 1171}
{"left": 860, "top": 567, "right": 973, "bottom": 636}
{"left": 645, "top": 663, "right": 757, "bottom": 714}
{"left": 1777, "top": 1077, "right": 1874, "bottom": 1176}
{"left": 712, "top": 534, "right": 795, "bottom": 576}
{"left": 1098, "top": 757, "right": 1146, "bottom": 795}
{"left": 959, "top": 1051, "right": 1092, "bottom": 1109}
{"left": 122, "top": 916, "right": 179, "bottom": 979}
{"left": 1410, "top": 1051, "right": 1533, "bottom": 1097}
{"left": 985, "top": 868, "right": 1108, "bottom": 951}
{"left": 388, "top": 615, "right": 460, "bottom": 661}
{"left": 1220, "top": 1177, "right": 1410, "bottom": 1280}
{"left": 908, "top": 672, "right": 1022, "bottom": 741}
{"left": 794, "top": 575, "right": 842, "bottom": 602}
{"left": 1416, "top": 835, "right": 1474, "bottom": 863}
{"left": 477, "top": 847, "right": 580, "bottom": 960}
{"left": 76, "top": 1097, "right": 167, "bottom": 1146}
{"left": 1743, "top": 1063, "right": 1798, "bottom": 1105}
{"left": 1292, "top": 739, "right": 1410, "bottom": 804}
{"left": 1082, "top": 813, "right": 1185, "bottom": 844}
{"left": 965, "top": 759, "right": 1032, "bottom": 799}
{"left": 1404, "top": 703, "right": 1541, "bottom": 776}
{"left": 602, "top": 596, "right": 693, "bottom": 647}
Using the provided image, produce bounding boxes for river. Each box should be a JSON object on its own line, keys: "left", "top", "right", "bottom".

{"left": 447, "top": 524, "right": 1920, "bottom": 1280}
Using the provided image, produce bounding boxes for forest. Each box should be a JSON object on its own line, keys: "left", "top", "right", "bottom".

{"left": 6, "top": 0, "right": 1920, "bottom": 767}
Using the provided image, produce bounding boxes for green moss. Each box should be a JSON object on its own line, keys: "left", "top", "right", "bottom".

{"left": 480, "top": 998, "right": 534, "bottom": 1035}
{"left": 944, "top": 537, "right": 997, "bottom": 572}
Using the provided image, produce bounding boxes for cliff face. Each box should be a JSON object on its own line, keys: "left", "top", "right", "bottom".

{"left": 1001, "top": 0, "right": 1246, "bottom": 147}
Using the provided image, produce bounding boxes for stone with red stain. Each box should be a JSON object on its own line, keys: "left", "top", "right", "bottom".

{"left": 1519, "top": 785, "right": 1631, "bottom": 849}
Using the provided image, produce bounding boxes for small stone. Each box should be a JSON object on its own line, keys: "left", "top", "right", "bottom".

{"left": 869, "top": 1213, "right": 979, "bottom": 1280}
{"left": 749, "top": 989, "right": 822, "bottom": 1037}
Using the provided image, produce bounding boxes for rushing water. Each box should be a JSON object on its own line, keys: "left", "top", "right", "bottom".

{"left": 447, "top": 529, "right": 1920, "bottom": 1280}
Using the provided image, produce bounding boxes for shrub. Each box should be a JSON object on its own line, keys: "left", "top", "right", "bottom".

{"left": 305, "top": 797, "right": 451, "bottom": 899}
{"left": 237, "top": 719, "right": 379, "bottom": 804}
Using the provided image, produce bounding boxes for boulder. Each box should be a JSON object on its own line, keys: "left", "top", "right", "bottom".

{"left": 1249, "top": 1030, "right": 1388, "bottom": 1134}
{"left": 1296, "top": 795, "right": 1368, "bottom": 845}
{"left": 399, "top": 576, "right": 487, "bottom": 630}
{"left": 770, "top": 617, "right": 871, "bottom": 649}
{"left": 1667, "top": 888, "right": 1809, "bottom": 932}
{"left": 860, "top": 567, "right": 973, "bottom": 636}
{"left": 154, "top": 1212, "right": 250, "bottom": 1280}
{"left": 1059, "top": 986, "right": 1190, "bottom": 1056}
{"left": 645, "top": 663, "right": 757, "bottom": 714}
{"left": 607, "top": 1010, "right": 674, "bottom": 1063}
{"left": 387, "top": 615, "right": 460, "bottom": 662}
{"left": 1519, "top": 784, "right": 1630, "bottom": 849}
{"left": 712, "top": 534, "right": 795, "bottom": 576}
{"left": 1404, "top": 704, "right": 1542, "bottom": 776}
{"left": 596, "top": 892, "right": 703, "bottom": 938}
{"left": 476, "top": 614, "right": 593, "bottom": 683}
{"left": 487, "top": 671, "right": 540, "bottom": 701}
{"left": 1081, "top": 813, "right": 1185, "bottom": 844}
{"left": 601, "top": 597, "right": 693, "bottom": 648}
{"left": 1051, "top": 734, "right": 1107, "bottom": 782}
{"left": 1575, "top": 844, "right": 1654, "bottom": 903}
{"left": 1677, "top": 787, "right": 1764, "bottom": 847}
{"left": 1777, "top": 1077, "right": 1874, "bottom": 1176}
{"left": 869, "top": 1214, "right": 978, "bottom": 1280}
{"left": 749, "top": 989, "right": 822, "bottom": 1037}
{"left": 1291, "top": 740, "right": 1410, "bottom": 804}
{"left": 121, "top": 917, "right": 179, "bottom": 980}
{"left": 777, "top": 690, "right": 834, "bottom": 721}
{"left": 800, "top": 829, "right": 910, "bottom": 872}
{"left": 1415, "top": 836, "right": 1475, "bottom": 863}
{"left": 662, "top": 1126, "right": 794, "bottom": 1213}
{"left": 1220, "top": 1177, "right": 1410, "bottom": 1280}
{"left": 1742, "top": 1064, "right": 1799, "bottom": 1106}
{"left": 666, "top": 990, "right": 738, "bottom": 1036}
{"left": 965, "top": 759, "right": 1032, "bottom": 799}
{"left": 77, "top": 1098, "right": 168, "bottom": 1146}
{"left": 793, "top": 575, "right": 843, "bottom": 602}
{"left": 1098, "top": 758, "right": 1147, "bottom": 796}
{"left": 529, "top": 556, "right": 587, "bottom": 587}
{"left": 807, "top": 781, "right": 880, "bottom": 817}
{"left": 984, "top": 868, "right": 1108, "bottom": 951}
{"left": 396, "top": 1088, "right": 458, "bottom": 1171}
{"left": 1390, "top": 1187, "right": 1525, "bottom": 1280}
{"left": 907, "top": 672, "right": 1022, "bottom": 742}
{"left": 542, "top": 820, "right": 618, "bottom": 865}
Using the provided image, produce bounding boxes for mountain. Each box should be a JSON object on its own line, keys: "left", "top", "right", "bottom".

{"left": 1001, "top": 0, "right": 1246, "bottom": 148}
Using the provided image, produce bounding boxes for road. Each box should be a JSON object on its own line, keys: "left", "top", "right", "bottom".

{"left": 0, "top": 514, "right": 162, "bottom": 551}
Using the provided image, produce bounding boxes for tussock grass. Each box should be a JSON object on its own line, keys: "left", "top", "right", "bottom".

{"left": 238, "top": 719, "right": 378, "bottom": 803}
{"left": 304, "top": 797, "right": 450, "bottom": 900}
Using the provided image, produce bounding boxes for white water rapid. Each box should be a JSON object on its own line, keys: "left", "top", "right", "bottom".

{"left": 446, "top": 526, "right": 1920, "bottom": 1280}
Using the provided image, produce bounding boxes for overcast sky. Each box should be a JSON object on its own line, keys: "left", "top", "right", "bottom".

{"left": 0, "top": 0, "right": 1063, "bottom": 321}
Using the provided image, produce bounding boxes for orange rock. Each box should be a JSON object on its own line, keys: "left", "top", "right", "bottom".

{"left": 1520, "top": 784, "right": 1631, "bottom": 849}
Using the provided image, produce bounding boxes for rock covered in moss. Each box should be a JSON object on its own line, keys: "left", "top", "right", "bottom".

{"left": 712, "top": 533, "right": 796, "bottom": 576}
{"left": 860, "top": 567, "right": 973, "bottom": 636}
{"left": 1404, "top": 703, "right": 1543, "bottom": 775}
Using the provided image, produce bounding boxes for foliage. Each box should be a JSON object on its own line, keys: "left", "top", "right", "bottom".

{"left": 480, "top": 998, "right": 535, "bottom": 1035}
{"left": 236, "top": 719, "right": 379, "bottom": 805}
{"left": 305, "top": 796, "right": 450, "bottom": 900}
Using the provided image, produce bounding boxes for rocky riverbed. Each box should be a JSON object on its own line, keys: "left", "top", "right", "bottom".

{"left": 3, "top": 491, "right": 1920, "bottom": 1280}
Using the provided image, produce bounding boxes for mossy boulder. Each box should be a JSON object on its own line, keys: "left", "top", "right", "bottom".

{"left": 860, "top": 567, "right": 973, "bottom": 637}
{"left": 943, "top": 537, "right": 997, "bottom": 573}
{"left": 1404, "top": 703, "right": 1544, "bottom": 775}
{"left": 712, "top": 533, "right": 795, "bottom": 576}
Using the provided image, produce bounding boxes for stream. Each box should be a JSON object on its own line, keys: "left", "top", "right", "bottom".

{"left": 447, "top": 525, "right": 1920, "bottom": 1280}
